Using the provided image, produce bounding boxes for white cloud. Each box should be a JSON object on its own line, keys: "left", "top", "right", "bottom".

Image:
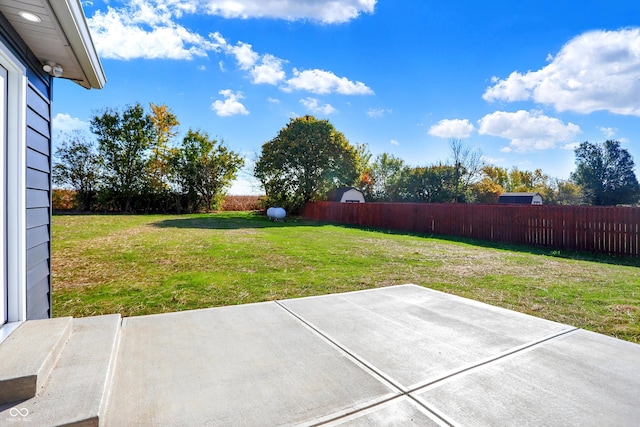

{"left": 562, "top": 142, "right": 581, "bottom": 151}
{"left": 267, "top": 97, "right": 281, "bottom": 104}
{"left": 285, "top": 69, "right": 374, "bottom": 95}
{"left": 478, "top": 110, "right": 581, "bottom": 152}
{"left": 212, "top": 32, "right": 286, "bottom": 85}
{"left": 483, "top": 29, "right": 640, "bottom": 116}
{"left": 204, "top": 0, "right": 377, "bottom": 24}
{"left": 228, "top": 41, "right": 259, "bottom": 70}
{"left": 52, "top": 113, "right": 90, "bottom": 134}
{"left": 367, "top": 108, "right": 391, "bottom": 118}
{"left": 390, "top": 139, "right": 400, "bottom": 146}
{"left": 88, "top": 1, "right": 220, "bottom": 60}
{"left": 300, "top": 97, "right": 337, "bottom": 115}
{"left": 250, "top": 54, "right": 286, "bottom": 85}
{"left": 599, "top": 126, "right": 617, "bottom": 138}
{"left": 428, "top": 119, "right": 475, "bottom": 138}
{"left": 481, "top": 155, "right": 506, "bottom": 165}
{"left": 87, "top": 2, "right": 373, "bottom": 93}
{"left": 211, "top": 90, "right": 249, "bottom": 116}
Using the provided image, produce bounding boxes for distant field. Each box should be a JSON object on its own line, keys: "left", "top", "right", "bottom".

{"left": 52, "top": 212, "right": 640, "bottom": 343}
{"left": 52, "top": 191, "right": 264, "bottom": 212}
{"left": 220, "top": 195, "right": 264, "bottom": 211}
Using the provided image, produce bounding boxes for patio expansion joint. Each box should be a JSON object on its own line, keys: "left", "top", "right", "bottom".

{"left": 276, "top": 300, "right": 580, "bottom": 426}
{"left": 274, "top": 300, "right": 404, "bottom": 392}
{"left": 276, "top": 300, "right": 451, "bottom": 426}
{"left": 407, "top": 326, "right": 580, "bottom": 397}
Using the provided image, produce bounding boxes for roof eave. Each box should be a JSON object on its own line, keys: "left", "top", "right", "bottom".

{"left": 49, "top": 0, "right": 105, "bottom": 89}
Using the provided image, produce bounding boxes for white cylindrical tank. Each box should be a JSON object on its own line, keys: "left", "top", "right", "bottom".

{"left": 267, "top": 207, "right": 286, "bottom": 220}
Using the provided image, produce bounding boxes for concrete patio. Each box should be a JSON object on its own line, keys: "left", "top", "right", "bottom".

{"left": 1, "top": 284, "right": 639, "bottom": 426}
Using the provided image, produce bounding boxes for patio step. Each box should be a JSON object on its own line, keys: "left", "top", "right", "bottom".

{"left": 0, "top": 317, "right": 73, "bottom": 404}
{"left": 0, "top": 314, "right": 122, "bottom": 426}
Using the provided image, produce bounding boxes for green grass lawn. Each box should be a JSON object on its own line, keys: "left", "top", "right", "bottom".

{"left": 52, "top": 212, "right": 640, "bottom": 343}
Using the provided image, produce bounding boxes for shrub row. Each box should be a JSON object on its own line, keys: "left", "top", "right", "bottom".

{"left": 52, "top": 189, "right": 265, "bottom": 212}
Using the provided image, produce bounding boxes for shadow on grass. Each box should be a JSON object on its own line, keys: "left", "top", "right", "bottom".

{"left": 154, "top": 213, "right": 640, "bottom": 267}
{"left": 325, "top": 222, "right": 640, "bottom": 268}
{"left": 152, "top": 211, "right": 317, "bottom": 230}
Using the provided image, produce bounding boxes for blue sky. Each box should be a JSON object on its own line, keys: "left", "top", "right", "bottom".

{"left": 53, "top": 0, "right": 640, "bottom": 194}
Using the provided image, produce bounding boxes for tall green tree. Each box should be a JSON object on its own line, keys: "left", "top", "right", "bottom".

{"left": 404, "top": 164, "right": 457, "bottom": 203}
{"left": 571, "top": 140, "right": 640, "bottom": 205}
{"left": 52, "top": 130, "right": 101, "bottom": 211}
{"left": 173, "top": 129, "right": 244, "bottom": 212}
{"left": 254, "top": 116, "right": 360, "bottom": 213}
{"left": 370, "top": 153, "right": 406, "bottom": 202}
{"left": 90, "top": 103, "right": 156, "bottom": 212}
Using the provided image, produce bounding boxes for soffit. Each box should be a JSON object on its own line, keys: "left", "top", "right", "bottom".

{"left": 0, "top": 0, "right": 105, "bottom": 89}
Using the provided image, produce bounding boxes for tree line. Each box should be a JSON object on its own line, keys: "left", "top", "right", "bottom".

{"left": 53, "top": 103, "right": 244, "bottom": 213}
{"left": 255, "top": 116, "right": 640, "bottom": 213}
{"left": 55, "top": 110, "right": 640, "bottom": 214}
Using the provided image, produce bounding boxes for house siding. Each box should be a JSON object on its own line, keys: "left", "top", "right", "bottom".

{"left": 1, "top": 12, "right": 53, "bottom": 320}
{"left": 25, "top": 83, "right": 52, "bottom": 320}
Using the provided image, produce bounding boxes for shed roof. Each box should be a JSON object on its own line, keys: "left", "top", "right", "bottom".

{"left": 499, "top": 192, "right": 541, "bottom": 197}
{"left": 0, "top": 0, "right": 105, "bottom": 89}
{"left": 326, "top": 187, "right": 362, "bottom": 201}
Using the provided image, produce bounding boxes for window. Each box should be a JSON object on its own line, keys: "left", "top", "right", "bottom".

{"left": 0, "top": 63, "right": 6, "bottom": 326}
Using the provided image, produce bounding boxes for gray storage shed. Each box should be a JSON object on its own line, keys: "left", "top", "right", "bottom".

{"left": 498, "top": 192, "right": 543, "bottom": 205}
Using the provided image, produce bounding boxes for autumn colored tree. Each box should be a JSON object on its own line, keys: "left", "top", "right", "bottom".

{"left": 353, "top": 143, "right": 374, "bottom": 199}
{"left": 554, "top": 179, "right": 583, "bottom": 205}
{"left": 481, "top": 165, "right": 509, "bottom": 189}
{"left": 470, "top": 180, "right": 503, "bottom": 204}
{"left": 473, "top": 165, "right": 559, "bottom": 203}
{"left": 254, "top": 116, "right": 360, "bottom": 213}
{"left": 147, "top": 103, "right": 179, "bottom": 195}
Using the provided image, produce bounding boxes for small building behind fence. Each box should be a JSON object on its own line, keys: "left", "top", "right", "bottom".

{"left": 326, "top": 187, "right": 365, "bottom": 203}
{"left": 498, "top": 192, "right": 543, "bottom": 205}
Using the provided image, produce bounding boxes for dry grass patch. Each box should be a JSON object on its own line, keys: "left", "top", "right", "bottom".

{"left": 52, "top": 212, "right": 640, "bottom": 343}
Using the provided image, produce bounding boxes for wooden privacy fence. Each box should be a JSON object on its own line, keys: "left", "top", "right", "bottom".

{"left": 303, "top": 202, "right": 640, "bottom": 257}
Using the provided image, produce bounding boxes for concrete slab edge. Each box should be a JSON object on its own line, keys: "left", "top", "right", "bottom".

{"left": 37, "top": 318, "right": 74, "bottom": 395}
{"left": 0, "top": 317, "right": 73, "bottom": 404}
{"left": 19, "top": 314, "right": 123, "bottom": 426}
{"left": 403, "top": 284, "right": 571, "bottom": 328}
{"left": 96, "top": 315, "right": 123, "bottom": 425}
